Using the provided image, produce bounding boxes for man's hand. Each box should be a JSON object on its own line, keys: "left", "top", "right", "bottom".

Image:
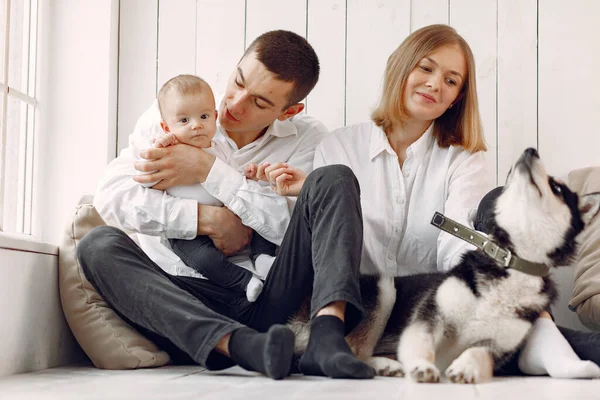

{"left": 134, "top": 143, "right": 215, "bottom": 190}
{"left": 198, "top": 204, "right": 252, "bottom": 256}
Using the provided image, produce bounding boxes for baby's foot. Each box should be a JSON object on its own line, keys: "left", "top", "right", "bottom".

{"left": 254, "top": 254, "right": 275, "bottom": 279}
{"left": 246, "top": 276, "right": 264, "bottom": 302}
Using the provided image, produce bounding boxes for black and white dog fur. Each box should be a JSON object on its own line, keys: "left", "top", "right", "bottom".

{"left": 289, "top": 148, "right": 600, "bottom": 383}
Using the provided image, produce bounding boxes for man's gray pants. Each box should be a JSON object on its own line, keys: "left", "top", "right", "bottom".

{"left": 77, "top": 165, "right": 365, "bottom": 370}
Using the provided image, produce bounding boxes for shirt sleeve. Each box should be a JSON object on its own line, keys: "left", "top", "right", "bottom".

{"left": 202, "top": 116, "right": 329, "bottom": 245}
{"left": 436, "top": 150, "right": 494, "bottom": 272}
{"left": 313, "top": 128, "right": 343, "bottom": 170}
{"left": 93, "top": 101, "right": 198, "bottom": 240}
{"left": 129, "top": 120, "right": 162, "bottom": 189}
{"left": 313, "top": 141, "right": 326, "bottom": 169}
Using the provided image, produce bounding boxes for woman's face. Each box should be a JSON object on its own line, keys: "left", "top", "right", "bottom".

{"left": 402, "top": 44, "right": 467, "bottom": 122}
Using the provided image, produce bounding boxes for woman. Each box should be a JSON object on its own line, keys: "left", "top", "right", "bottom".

{"left": 255, "top": 24, "right": 600, "bottom": 378}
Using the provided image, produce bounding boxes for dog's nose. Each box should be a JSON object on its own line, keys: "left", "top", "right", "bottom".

{"left": 525, "top": 147, "right": 539, "bottom": 158}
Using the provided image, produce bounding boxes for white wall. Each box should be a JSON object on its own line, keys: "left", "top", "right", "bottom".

{"left": 117, "top": 0, "right": 600, "bottom": 185}
{"left": 34, "top": 0, "right": 119, "bottom": 244}
{"left": 0, "top": 1, "right": 119, "bottom": 375}
{"left": 538, "top": 1, "right": 600, "bottom": 175}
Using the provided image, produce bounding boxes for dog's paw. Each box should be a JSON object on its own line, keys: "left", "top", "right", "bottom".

{"left": 445, "top": 348, "right": 494, "bottom": 384}
{"left": 407, "top": 360, "right": 440, "bottom": 383}
{"left": 445, "top": 357, "right": 481, "bottom": 384}
{"left": 367, "top": 357, "right": 404, "bottom": 377}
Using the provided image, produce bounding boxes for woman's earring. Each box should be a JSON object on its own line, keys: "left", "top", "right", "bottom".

{"left": 448, "top": 103, "right": 454, "bottom": 109}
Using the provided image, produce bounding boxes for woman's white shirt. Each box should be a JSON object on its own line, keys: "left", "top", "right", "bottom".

{"left": 313, "top": 121, "right": 492, "bottom": 276}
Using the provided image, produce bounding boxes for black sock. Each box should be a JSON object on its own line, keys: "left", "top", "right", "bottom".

{"left": 558, "top": 326, "right": 600, "bottom": 365}
{"left": 298, "top": 315, "right": 375, "bottom": 379}
{"left": 229, "top": 325, "right": 295, "bottom": 380}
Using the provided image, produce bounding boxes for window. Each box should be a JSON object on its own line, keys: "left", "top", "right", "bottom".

{"left": 0, "top": 0, "right": 38, "bottom": 235}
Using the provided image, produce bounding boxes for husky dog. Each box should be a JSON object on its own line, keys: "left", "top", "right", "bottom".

{"left": 290, "top": 148, "right": 600, "bottom": 383}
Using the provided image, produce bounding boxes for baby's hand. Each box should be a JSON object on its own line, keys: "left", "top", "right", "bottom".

{"left": 244, "top": 163, "right": 259, "bottom": 180}
{"left": 255, "top": 162, "right": 272, "bottom": 182}
{"left": 153, "top": 133, "right": 178, "bottom": 148}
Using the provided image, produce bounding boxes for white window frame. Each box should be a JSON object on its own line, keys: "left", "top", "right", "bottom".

{"left": 0, "top": 0, "right": 39, "bottom": 235}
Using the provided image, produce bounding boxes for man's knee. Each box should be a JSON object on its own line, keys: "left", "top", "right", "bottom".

{"left": 305, "top": 164, "right": 359, "bottom": 194}
{"left": 76, "top": 225, "right": 128, "bottom": 273}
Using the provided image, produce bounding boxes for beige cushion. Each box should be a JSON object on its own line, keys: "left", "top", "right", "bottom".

{"left": 568, "top": 168, "right": 600, "bottom": 330}
{"left": 58, "top": 194, "right": 171, "bottom": 368}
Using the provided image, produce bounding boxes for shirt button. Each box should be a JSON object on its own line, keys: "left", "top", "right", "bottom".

{"left": 396, "top": 197, "right": 405, "bottom": 204}
{"left": 403, "top": 170, "right": 409, "bottom": 178}
{"left": 387, "top": 253, "right": 394, "bottom": 260}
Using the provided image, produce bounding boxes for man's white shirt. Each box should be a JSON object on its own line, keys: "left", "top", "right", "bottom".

{"left": 94, "top": 100, "right": 328, "bottom": 277}
{"left": 314, "top": 121, "right": 492, "bottom": 276}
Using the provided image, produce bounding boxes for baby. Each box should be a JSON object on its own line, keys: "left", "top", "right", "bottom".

{"left": 138, "top": 74, "right": 276, "bottom": 302}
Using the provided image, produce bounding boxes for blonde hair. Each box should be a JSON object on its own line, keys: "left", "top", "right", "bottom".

{"left": 157, "top": 74, "right": 213, "bottom": 118}
{"left": 371, "top": 24, "right": 486, "bottom": 152}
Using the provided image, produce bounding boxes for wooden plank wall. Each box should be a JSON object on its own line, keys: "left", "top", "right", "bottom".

{"left": 117, "top": 0, "right": 600, "bottom": 184}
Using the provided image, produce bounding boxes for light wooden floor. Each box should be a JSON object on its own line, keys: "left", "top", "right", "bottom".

{"left": 1, "top": 365, "right": 599, "bottom": 400}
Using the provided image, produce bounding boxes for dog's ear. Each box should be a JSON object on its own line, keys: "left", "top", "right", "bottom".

{"left": 579, "top": 192, "right": 600, "bottom": 226}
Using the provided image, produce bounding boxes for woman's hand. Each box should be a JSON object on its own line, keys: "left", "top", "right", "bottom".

{"left": 257, "top": 162, "right": 307, "bottom": 197}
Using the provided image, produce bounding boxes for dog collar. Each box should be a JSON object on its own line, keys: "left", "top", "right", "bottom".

{"left": 430, "top": 212, "right": 550, "bottom": 277}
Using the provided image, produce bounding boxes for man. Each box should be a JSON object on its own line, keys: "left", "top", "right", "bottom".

{"left": 77, "top": 30, "right": 374, "bottom": 380}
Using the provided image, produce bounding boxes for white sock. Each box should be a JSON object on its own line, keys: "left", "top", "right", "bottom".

{"left": 254, "top": 254, "right": 275, "bottom": 279}
{"left": 246, "top": 276, "right": 264, "bottom": 303}
{"left": 518, "top": 318, "right": 600, "bottom": 379}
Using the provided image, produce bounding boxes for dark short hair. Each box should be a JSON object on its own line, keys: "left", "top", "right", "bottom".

{"left": 243, "top": 30, "right": 320, "bottom": 109}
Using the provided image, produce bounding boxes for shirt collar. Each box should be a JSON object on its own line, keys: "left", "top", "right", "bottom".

{"left": 216, "top": 117, "right": 298, "bottom": 150}
{"left": 262, "top": 117, "right": 298, "bottom": 138}
{"left": 369, "top": 123, "right": 395, "bottom": 160}
{"left": 214, "top": 94, "right": 298, "bottom": 147}
{"left": 408, "top": 122, "right": 434, "bottom": 160}
{"left": 369, "top": 121, "right": 434, "bottom": 161}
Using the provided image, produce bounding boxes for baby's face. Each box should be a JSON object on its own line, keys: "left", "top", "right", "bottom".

{"left": 161, "top": 90, "right": 217, "bottom": 148}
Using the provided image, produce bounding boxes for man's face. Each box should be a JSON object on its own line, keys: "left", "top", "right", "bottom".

{"left": 219, "top": 52, "right": 296, "bottom": 136}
